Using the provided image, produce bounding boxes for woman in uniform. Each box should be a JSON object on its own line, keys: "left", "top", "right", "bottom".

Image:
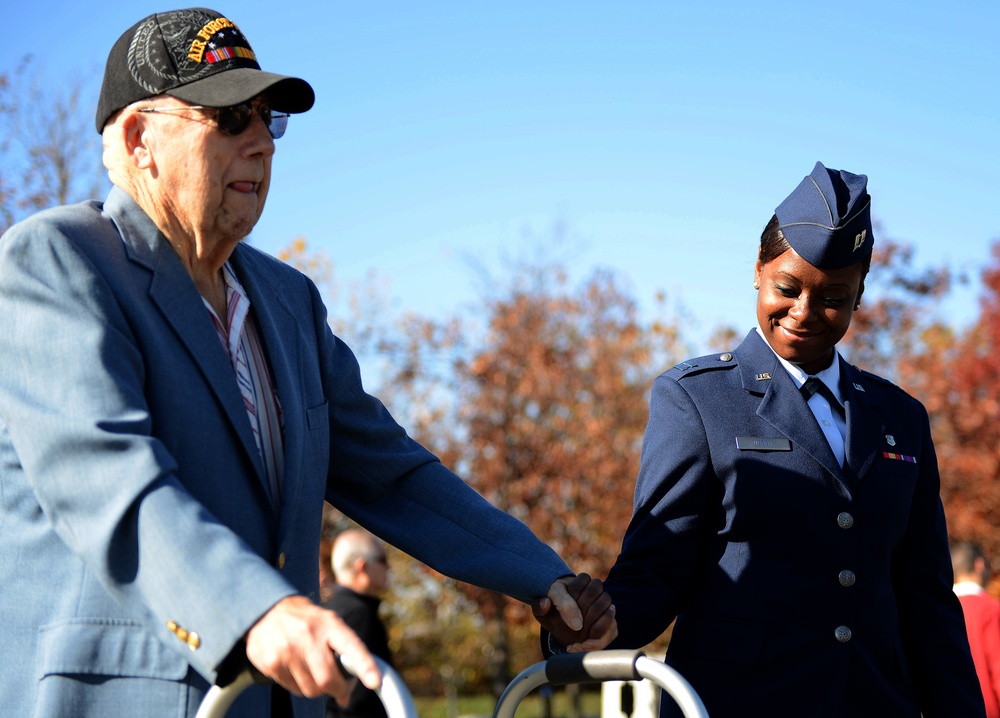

{"left": 599, "top": 162, "right": 984, "bottom": 717}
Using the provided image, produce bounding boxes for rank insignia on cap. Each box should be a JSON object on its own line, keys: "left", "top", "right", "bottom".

{"left": 775, "top": 161, "right": 874, "bottom": 269}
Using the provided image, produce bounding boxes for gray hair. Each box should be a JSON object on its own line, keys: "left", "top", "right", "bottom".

{"left": 331, "top": 529, "right": 384, "bottom": 580}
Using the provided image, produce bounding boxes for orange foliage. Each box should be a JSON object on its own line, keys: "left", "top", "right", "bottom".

{"left": 899, "top": 241, "right": 1000, "bottom": 562}
{"left": 419, "top": 268, "right": 687, "bottom": 630}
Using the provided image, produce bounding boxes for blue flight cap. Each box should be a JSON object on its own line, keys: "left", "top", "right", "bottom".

{"left": 775, "top": 161, "right": 874, "bottom": 269}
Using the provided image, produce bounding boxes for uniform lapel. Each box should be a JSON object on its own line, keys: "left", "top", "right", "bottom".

{"left": 839, "top": 360, "right": 882, "bottom": 481}
{"left": 735, "top": 331, "right": 849, "bottom": 490}
{"left": 106, "top": 188, "right": 267, "bottom": 489}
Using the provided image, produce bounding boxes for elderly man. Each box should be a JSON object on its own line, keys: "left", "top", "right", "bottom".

{"left": 0, "top": 8, "right": 613, "bottom": 718}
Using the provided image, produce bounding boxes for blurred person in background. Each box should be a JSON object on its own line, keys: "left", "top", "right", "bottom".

{"left": 953, "top": 541, "right": 1000, "bottom": 718}
{"left": 325, "top": 530, "right": 393, "bottom": 718}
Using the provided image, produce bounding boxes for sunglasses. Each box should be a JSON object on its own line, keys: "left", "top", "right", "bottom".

{"left": 138, "top": 101, "right": 289, "bottom": 139}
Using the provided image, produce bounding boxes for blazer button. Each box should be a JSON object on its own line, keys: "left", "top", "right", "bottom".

{"left": 834, "top": 626, "right": 852, "bottom": 643}
{"left": 187, "top": 632, "right": 201, "bottom": 651}
{"left": 277, "top": 552, "right": 286, "bottom": 570}
{"left": 838, "top": 570, "right": 856, "bottom": 587}
{"left": 837, "top": 512, "right": 854, "bottom": 529}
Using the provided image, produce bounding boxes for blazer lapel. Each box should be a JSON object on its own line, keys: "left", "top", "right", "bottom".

{"left": 106, "top": 189, "right": 267, "bottom": 488}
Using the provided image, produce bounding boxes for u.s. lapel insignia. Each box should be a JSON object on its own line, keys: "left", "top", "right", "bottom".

{"left": 756, "top": 373, "right": 771, "bottom": 381}
{"left": 853, "top": 383, "right": 865, "bottom": 392}
{"left": 886, "top": 435, "right": 896, "bottom": 447}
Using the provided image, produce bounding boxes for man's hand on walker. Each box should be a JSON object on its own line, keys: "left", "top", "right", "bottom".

{"left": 245, "top": 595, "right": 382, "bottom": 706}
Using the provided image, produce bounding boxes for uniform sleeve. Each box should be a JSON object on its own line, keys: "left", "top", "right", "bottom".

{"left": 605, "top": 372, "right": 720, "bottom": 648}
{"left": 304, "top": 281, "right": 572, "bottom": 604}
{"left": 0, "top": 218, "right": 297, "bottom": 681}
{"left": 891, "top": 406, "right": 986, "bottom": 717}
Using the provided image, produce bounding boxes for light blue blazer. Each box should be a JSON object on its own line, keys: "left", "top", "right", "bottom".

{"left": 0, "top": 187, "right": 570, "bottom": 717}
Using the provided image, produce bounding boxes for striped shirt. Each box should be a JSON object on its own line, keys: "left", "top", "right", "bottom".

{"left": 204, "top": 263, "right": 285, "bottom": 504}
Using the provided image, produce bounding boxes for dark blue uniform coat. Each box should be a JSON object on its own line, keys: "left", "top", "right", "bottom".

{"left": 606, "top": 329, "right": 984, "bottom": 717}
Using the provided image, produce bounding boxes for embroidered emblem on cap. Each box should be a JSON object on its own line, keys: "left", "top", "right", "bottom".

{"left": 127, "top": 10, "right": 259, "bottom": 94}
{"left": 191, "top": 19, "right": 256, "bottom": 65}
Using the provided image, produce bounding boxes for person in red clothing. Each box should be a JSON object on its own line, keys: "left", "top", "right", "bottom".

{"left": 953, "top": 541, "right": 1000, "bottom": 718}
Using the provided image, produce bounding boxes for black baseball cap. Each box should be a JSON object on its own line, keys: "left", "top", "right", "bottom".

{"left": 96, "top": 7, "right": 314, "bottom": 133}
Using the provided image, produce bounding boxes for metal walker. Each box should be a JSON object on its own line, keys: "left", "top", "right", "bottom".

{"left": 195, "top": 649, "right": 709, "bottom": 718}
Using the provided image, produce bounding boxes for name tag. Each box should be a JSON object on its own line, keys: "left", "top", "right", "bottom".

{"left": 736, "top": 436, "right": 792, "bottom": 451}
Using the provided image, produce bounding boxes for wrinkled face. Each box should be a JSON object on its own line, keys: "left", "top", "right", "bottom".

{"left": 139, "top": 95, "right": 274, "bottom": 244}
{"left": 754, "top": 248, "right": 865, "bottom": 374}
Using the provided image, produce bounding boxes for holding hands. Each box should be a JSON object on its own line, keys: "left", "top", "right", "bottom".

{"left": 534, "top": 574, "right": 618, "bottom": 652}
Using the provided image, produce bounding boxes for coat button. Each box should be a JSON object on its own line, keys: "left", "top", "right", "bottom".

{"left": 838, "top": 570, "right": 856, "bottom": 587}
{"left": 835, "top": 626, "right": 852, "bottom": 643}
{"left": 719, "top": 353, "right": 733, "bottom": 362}
{"left": 837, "top": 512, "right": 854, "bottom": 529}
{"left": 187, "top": 632, "right": 201, "bottom": 651}
{"left": 277, "top": 552, "right": 286, "bottom": 569}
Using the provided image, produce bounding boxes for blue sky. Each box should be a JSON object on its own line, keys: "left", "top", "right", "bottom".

{"left": 5, "top": 1, "right": 998, "bottom": 353}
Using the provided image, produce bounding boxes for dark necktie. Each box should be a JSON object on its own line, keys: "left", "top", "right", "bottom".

{"left": 801, "top": 377, "right": 845, "bottom": 420}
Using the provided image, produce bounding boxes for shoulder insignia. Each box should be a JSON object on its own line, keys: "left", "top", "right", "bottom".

{"left": 668, "top": 352, "right": 739, "bottom": 380}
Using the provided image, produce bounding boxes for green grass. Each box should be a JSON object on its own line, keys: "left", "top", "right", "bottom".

{"left": 413, "top": 689, "right": 602, "bottom": 718}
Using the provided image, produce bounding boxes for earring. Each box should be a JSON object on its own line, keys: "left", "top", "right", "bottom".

{"left": 853, "top": 302, "right": 861, "bottom": 311}
{"left": 754, "top": 282, "right": 760, "bottom": 290}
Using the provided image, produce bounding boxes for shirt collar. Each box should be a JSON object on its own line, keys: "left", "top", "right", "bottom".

{"left": 954, "top": 580, "right": 987, "bottom": 597}
{"left": 755, "top": 326, "right": 843, "bottom": 404}
{"left": 221, "top": 261, "right": 249, "bottom": 303}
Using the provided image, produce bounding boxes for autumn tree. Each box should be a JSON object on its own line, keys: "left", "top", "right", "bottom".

{"left": 0, "top": 56, "right": 106, "bottom": 235}
{"left": 897, "top": 240, "right": 1000, "bottom": 562}
{"left": 395, "top": 263, "right": 687, "bottom": 693}
{"left": 277, "top": 223, "right": 1000, "bottom": 694}
{"left": 839, "top": 230, "right": 954, "bottom": 376}
{"left": 278, "top": 238, "right": 689, "bottom": 693}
